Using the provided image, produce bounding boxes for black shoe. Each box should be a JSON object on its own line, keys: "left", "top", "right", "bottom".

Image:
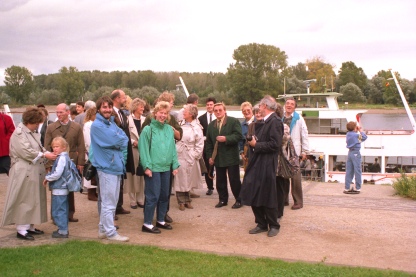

{"left": 52, "top": 230, "right": 68, "bottom": 238}
{"left": 215, "top": 201, "right": 227, "bottom": 208}
{"left": 17, "top": 233, "right": 34, "bottom": 240}
{"left": 137, "top": 202, "right": 145, "bottom": 208}
{"left": 164, "top": 214, "right": 173, "bottom": 223}
{"left": 156, "top": 222, "right": 173, "bottom": 230}
{"left": 68, "top": 217, "right": 79, "bottom": 222}
{"left": 130, "top": 205, "right": 138, "bottom": 209}
{"left": 142, "top": 225, "right": 161, "bottom": 234}
{"left": 231, "top": 201, "right": 242, "bottom": 209}
{"left": 249, "top": 226, "right": 268, "bottom": 234}
{"left": 27, "top": 228, "right": 44, "bottom": 235}
{"left": 268, "top": 228, "right": 280, "bottom": 237}
{"left": 206, "top": 189, "right": 213, "bottom": 195}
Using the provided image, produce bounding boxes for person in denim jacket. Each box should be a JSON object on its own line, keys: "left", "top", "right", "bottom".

{"left": 43, "top": 137, "right": 72, "bottom": 238}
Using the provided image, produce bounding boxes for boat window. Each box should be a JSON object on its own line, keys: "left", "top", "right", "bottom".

{"left": 304, "top": 118, "right": 348, "bottom": 135}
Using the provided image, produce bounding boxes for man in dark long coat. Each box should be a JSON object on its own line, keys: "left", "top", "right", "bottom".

{"left": 240, "top": 96, "right": 283, "bottom": 237}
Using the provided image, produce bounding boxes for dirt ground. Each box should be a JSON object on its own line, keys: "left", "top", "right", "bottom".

{"left": 0, "top": 174, "right": 415, "bottom": 274}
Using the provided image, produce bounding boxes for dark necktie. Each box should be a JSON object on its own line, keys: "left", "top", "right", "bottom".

{"left": 118, "top": 110, "right": 124, "bottom": 127}
{"left": 209, "top": 113, "right": 212, "bottom": 123}
{"left": 217, "top": 120, "right": 222, "bottom": 131}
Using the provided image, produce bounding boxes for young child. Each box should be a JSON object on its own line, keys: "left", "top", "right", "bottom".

{"left": 344, "top": 121, "right": 368, "bottom": 194}
{"left": 43, "top": 137, "right": 72, "bottom": 238}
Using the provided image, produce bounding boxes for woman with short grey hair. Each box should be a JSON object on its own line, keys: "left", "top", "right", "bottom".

{"left": 173, "top": 104, "right": 204, "bottom": 210}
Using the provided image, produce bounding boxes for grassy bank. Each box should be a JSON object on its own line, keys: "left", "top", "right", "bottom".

{"left": 0, "top": 241, "right": 411, "bottom": 276}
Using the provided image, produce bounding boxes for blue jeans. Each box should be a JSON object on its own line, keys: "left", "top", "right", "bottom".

{"left": 144, "top": 171, "right": 170, "bottom": 225}
{"left": 97, "top": 171, "right": 121, "bottom": 238}
{"left": 345, "top": 149, "right": 362, "bottom": 190}
{"left": 51, "top": 195, "right": 69, "bottom": 234}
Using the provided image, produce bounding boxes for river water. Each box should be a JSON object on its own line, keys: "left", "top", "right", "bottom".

{"left": 361, "top": 113, "right": 416, "bottom": 131}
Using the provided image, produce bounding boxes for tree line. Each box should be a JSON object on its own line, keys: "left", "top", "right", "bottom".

{"left": 1, "top": 43, "right": 415, "bottom": 107}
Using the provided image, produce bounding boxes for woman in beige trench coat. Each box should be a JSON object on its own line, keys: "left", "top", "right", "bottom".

{"left": 173, "top": 104, "right": 204, "bottom": 210}
{"left": 124, "top": 98, "right": 147, "bottom": 209}
{"left": 1, "top": 107, "right": 56, "bottom": 240}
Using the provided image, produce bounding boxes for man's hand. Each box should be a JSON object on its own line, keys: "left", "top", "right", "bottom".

{"left": 172, "top": 169, "right": 178, "bottom": 176}
{"left": 77, "top": 165, "right": 84, "bottom": 173}
{"left": 216, "top": 136, "right": 226, "bottom": 142}
{"left": 209, "top": 158, "right": 214, "bottom": 165}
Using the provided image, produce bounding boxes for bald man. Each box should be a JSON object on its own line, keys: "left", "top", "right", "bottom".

{"left": 44, "top": 103, "right": 86, "bottom": 222}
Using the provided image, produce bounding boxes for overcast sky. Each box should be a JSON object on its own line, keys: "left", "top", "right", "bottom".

{"left": 1, "top": 0, "right": 415, "bottom": 85}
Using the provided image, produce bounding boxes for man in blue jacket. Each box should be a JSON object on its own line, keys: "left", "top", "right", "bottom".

{"left": 90, "top": 96, "right": 129, "bottom": 242}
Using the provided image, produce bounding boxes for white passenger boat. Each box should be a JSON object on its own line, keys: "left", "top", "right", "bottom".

{"left": 278, "top": 69, "right": 416, "bottom": 185}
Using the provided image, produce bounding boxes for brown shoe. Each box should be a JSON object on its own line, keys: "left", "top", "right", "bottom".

{"left": 68, "top": 217, "right": 79, "bottom": 222}
{"left": 185, "top": 203, "right": 193, "bottom": 209}
{"left": 87, "top": 189, "right": 98, "bottom": 201}
{"left": 291, "top": 204, "right": 303, "bottom": 210}
{"left": 116, "top": 208, "right": 131, "bottom": 215}
{"left": 179, "top": 204, "right": 185, "bottom": 211}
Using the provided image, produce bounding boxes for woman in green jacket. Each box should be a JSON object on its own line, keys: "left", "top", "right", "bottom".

{"left": 139, "top": 101, "right": 180, "bottom": 234}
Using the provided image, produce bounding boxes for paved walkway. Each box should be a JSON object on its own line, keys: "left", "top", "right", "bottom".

{"left": 1, "top": 174, "right": 415, "bottom": 273}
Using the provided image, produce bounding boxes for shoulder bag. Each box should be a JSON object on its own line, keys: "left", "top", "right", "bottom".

{"left": 277, "top": 139, "right": 300, "bottom": 179}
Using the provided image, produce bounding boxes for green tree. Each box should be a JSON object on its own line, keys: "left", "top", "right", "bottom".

{"left": 288, "top": 62, "right": 308, "bottom": 81}
{"left": 58, "top": 66, "right": 85, "bottom": 103}
{"left": 227, "top": 43, "right": 288, "bottom": 104}
{"left": 364, "top": 80, "right": 383, "bottom": 104}
{"left": 4, "top": 65, "right": 35, "bottom": 103}
{"left": 339, "top": 83, "right": 366, "bottom": 103}
{"left": 134, "top": 86, "right": 160, "bottom": 106}
{"left": 305, "top": 57, "right": 336, "bottom": 93}
{"left": 337, "top": 61, "right": 368, "bottom": 91}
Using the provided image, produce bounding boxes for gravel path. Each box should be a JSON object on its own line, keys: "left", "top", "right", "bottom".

{"left": 0, "top": 174, "right": 415, "bottom": 274}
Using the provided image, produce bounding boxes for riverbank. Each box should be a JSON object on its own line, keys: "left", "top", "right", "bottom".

{"left": 0, "top": 174, "right": 415, "bottom": 273}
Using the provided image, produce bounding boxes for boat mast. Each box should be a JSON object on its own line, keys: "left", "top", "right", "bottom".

{"left": 179, "top": 76, "right": 190, "bottom": 98}
{"left": 389, "top": 69, "right": 416, "bottom": 133}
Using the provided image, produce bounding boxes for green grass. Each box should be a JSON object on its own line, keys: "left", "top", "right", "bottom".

{"left": 393, "top": 173, "right": 416, "bottom": 200}
{"left": 0, "top": 241, "right": 412, "bottom": 276}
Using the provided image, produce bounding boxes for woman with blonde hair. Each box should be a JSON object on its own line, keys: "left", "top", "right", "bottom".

{"left": 139, "top": 101, "right": 180, "bottom": 234}
{"left": 173, "top": 104, "right": 204, "bottom": 210}
{"left": 83, "top": 107, "right": 98, "bottom": 201}
{"left": 125, "top": 98, "right": 147, "bottom": 209}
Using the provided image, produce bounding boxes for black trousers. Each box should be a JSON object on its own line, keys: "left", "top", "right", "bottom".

{"left": 251, "top": 206, "right": 279, "bottom": 230}
{"left": 276, "top": 176, "right": 288, "bottom": 218}
{"left": 216, "top": 164, "right": 241, "bottom": 203}
{"left": 203, "top": 153, "right": 214, "bottom": 190}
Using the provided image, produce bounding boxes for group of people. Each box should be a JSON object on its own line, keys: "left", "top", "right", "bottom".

{"left": 9, "top": 87, "right": 374, "bottom": 241}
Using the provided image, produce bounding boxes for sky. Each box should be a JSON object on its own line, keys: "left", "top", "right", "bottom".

{"left": 1, "top": 0, "right": 416, "bottom": 85}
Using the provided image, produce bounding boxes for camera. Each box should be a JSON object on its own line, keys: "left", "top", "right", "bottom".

{"left": 246, "top": 135, "right": 256, "bottom": 142}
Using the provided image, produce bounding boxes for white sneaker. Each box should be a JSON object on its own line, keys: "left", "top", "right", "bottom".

{"left": 98, "top": 231, "right": 106, "bottom": 239}
{"left": 107, "top": 234, "right": 129, "bottom": 242}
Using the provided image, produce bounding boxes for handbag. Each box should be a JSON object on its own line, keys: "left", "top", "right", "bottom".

{"left": 83, "top": 160, "right": 97, "bottom": 181}
{"left": 277, "top": 139, "right": 300, "bottom": 179}
{"left": 136, "top": 160, "right": 145, "bottom": 176}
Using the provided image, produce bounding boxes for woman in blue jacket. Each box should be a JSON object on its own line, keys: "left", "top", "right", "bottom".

{"left": 139, "top": 101, "right": 180, "bottom": 234}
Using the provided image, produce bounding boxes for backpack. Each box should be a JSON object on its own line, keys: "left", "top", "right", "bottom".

{"left": 64, "top": 160, "right": 82, "bottom": 192}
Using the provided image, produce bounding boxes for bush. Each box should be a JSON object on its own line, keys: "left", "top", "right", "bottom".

{"left": 392, "top": 172, "right": 416, "bottom": 200}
